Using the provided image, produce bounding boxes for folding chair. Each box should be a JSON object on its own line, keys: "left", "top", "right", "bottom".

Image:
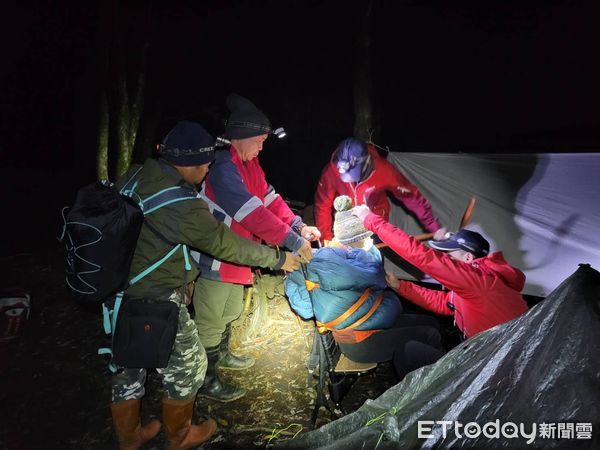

{"left": 309, "top": 327, "right": 377, "bottom": 428}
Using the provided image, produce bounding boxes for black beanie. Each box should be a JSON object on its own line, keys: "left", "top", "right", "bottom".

{"left": 224, "top": 93, "right": 272, "bottom": 139}
{"left": 159, "top": 121, "right": 215, "bottom": 166}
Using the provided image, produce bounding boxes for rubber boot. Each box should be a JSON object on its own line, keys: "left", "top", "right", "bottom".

{"left": 162, "top": 397, "right": 217, "bottom": 450}
{"left": 110, "top": 399, "right": 161, "bottom": 450}
{"left": 218, "top": 324, "right": 255, "bottom": 370}
{"left": 197, "top": 346, "right": 246, "bottom": 402}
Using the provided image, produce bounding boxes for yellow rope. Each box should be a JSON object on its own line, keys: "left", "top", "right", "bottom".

{"left": 365, "top": 406, "right": 399, "bottom": 449}
{"left": 265, "top": 423, "right": 303, "bottom": 445}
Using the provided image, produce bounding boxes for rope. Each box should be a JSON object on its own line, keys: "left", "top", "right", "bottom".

{"left": 264, "top": 423, "right": 303, "bottom": 445}
{"left": 365, "top": 406, "right": 399, "bottom": 449}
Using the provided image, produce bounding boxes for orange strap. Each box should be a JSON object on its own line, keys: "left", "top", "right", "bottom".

{"left": 338, "top": 293, "right": 384, "bottom": 331}
{"left": 304, "top": 280, "right": 320, "bottom": 291}
{"left": 316, "top": 288, "right": 372, "bottom": 333}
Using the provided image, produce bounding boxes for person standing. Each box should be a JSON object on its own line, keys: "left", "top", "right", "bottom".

{"left": 192, "top": 94, "right": 320, "bottom": 402}
{"left": 109, "top": 121, "right": 301, "bottom": 449}
{"left": 314, "top": 137, "right": 446, "bottom": 243}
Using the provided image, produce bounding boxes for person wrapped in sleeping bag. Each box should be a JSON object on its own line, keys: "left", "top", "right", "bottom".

{"left": 285, "top": 195, "right": 445, "bottom": 379}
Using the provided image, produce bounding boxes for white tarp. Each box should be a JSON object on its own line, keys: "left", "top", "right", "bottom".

{"left": 385, "top": 152, "right": 600, "bottom": 297}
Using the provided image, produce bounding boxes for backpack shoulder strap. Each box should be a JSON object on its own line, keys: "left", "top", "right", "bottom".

{"left": 141, "top": 186, "right": 197, "bottom": 215}
{"left": 126, "top": 185, "right": 197, "bottom": 286}
{"left": 119, "top": 165, "right": 144, "bottom": 196}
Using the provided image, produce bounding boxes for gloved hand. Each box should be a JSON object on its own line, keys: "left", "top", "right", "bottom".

{"left": 300, "top": 225, "right": 321, "bottom": 242}
{"left": 281, "top": 252, "right": 302, "bottom": 272}
{"left": 433, "top": 227, "right": 448, "bottom": 241}
{"left": 385, "top": 271, "right": 401, "bottom": 290}
{"left": 297, "top": 239, "right": 314, "bottom": 263}
{"left": 351, "top": 204, "right": 371, "bottom": 223}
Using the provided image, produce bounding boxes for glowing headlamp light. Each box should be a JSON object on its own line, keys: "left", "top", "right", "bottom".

{"left": 337, "top": 161, "right": 351, "bottom": 174}
{"left": 273, "top": 127, "right": 286, "bottom": 139}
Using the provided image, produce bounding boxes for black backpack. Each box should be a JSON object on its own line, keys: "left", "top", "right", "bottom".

{"left": 59, "top": 167, "right": 197, "bottom": 304}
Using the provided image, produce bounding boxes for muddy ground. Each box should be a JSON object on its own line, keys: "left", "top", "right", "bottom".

{"left": 0, "top": 248, "right": 399, "bottom": 450}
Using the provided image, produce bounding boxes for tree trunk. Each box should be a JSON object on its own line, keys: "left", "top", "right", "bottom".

{"left": 129, "top": 40, "right": 148, "bottom": 162}
{"left": 353, "top": 0, "right": 378, "bottom": 143}
{"left": 96, "top": 0, "right": 150, "bottom": 179}
{"left": 115, "top": 13, "right": 149, "bottom": 178}
{"left": 96, "top": 91, "right": 109, "bottom": 180}
{"left": 115, "top": 73, "right": 131, "bottom": 178}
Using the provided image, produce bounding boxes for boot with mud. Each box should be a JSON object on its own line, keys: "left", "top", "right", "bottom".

{"left": 198, "top": 346, "right": 246, "bottom": 402}
{"left": 218, "top": 323, "right": 255, "bottom": 370}
{"left": 162, "top": 397, "right": 217, "bottom": 450}
{"left": 110, "top": 399, "right": 161, "bottom": 450}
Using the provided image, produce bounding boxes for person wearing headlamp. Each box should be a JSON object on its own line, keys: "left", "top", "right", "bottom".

{"left": 314, "top": 137, "right": 446, "bottom": 244}
{"left": 351, "top": 204, "right": 528, "bottom": 340}
{"left": 191, "top": 93, "right": 320, "bottom": 402}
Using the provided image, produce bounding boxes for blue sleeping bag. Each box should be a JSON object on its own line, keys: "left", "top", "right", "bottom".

{"left": 284, "top": 245, "right": 401, "bottom": 331}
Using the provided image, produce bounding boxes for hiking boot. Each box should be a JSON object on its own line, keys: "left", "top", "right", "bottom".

{"left": 219, "top": 351, "right": 255, "bottom": 370}
{"left": 162, "top": 397, "right": 217, "bottom": 449}
{"left": 111, "top": 399, "right": 161, "bottom": 450}
{"left": 218, "top": 324, "right": 255, "bottom": 370}
{"left": 198, "top": 346, "right": 246, "bottom": 402}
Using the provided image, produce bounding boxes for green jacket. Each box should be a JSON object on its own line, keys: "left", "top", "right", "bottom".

{"left": 119, "top": 158, "right": 283, "bottom": 298}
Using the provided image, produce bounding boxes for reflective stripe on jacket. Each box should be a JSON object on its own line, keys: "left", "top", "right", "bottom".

{"left": 119, "top": 158, "right": 280, "bottom": 298}
{"left": 194, "top": 146, "right": 304, "bottom": 284}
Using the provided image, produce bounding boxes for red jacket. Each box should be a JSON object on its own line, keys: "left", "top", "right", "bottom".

{"left": 194, "top": 146, "right": 304, "bottom": 284}
{"left": 364, "top": 213, "right": 528, "bottom": 338}
{"left": 314, "top": 145, "right": 441, "bottom": 242}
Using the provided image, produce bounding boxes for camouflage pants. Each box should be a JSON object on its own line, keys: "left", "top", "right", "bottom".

{"left": 111, "top": 290, "right": 208, "bottom": 402}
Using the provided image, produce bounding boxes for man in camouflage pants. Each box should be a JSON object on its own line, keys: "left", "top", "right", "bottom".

{"left": 112, "top": 291, "right": 206, "bottom": 402}
{"left": 110, "top": 121, "right": 301, "bottom": 450}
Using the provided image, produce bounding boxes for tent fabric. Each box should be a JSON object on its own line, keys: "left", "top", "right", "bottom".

{"left": 277, "top": 264, "right": 600, "bottom": 449}
{"left": 380, "top": 153, "right": 600, "bottom": 298}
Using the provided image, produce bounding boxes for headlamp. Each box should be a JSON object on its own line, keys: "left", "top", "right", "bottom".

{"left": 337, "top": 161, "right": 351, "bottom": 174}
{"left": 337, "top": 155, "right": 365, "bottom": 174}
{"left": 215, "top": 136, "right": 231, "bottom": 147}
{"left": 273, "top": 127, "right": 286, "bottom": 139}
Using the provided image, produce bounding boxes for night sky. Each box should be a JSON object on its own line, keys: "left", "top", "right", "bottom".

{"left": 2, "top": 0, "right": 599, "bottom": 253}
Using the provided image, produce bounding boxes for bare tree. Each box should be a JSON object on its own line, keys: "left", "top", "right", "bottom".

{"left": 96, "top": 91, "right": 109, "bottom": 180}
{"left": 353, "top": 0, "right": 379, "bottom": 144}
{"left": 96, "top": 0, "right": 151, "bottom": 180}
{"left": 115, "top": 40, "right": 148, "bottom": 178}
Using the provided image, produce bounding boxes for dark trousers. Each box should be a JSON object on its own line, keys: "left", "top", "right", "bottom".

{"left": 338, "top": 314, "right": 445, "bottom": 379}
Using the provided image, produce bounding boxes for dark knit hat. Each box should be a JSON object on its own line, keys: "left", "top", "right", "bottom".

{"left": 333, "top": 195, "right": 373, "bottom": 245}
{"left": 159, "top": 121, "right": 215, "bottom": 167}
{"left": 428, "top": 229, "right": 490, "bottom": 258}
{"left": 224, "top": 93, "right": 273, "bottom": 139}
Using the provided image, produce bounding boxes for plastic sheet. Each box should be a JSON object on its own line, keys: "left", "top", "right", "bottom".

{"left": 278, "top": 264, "right": 600, "bottom": 449}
